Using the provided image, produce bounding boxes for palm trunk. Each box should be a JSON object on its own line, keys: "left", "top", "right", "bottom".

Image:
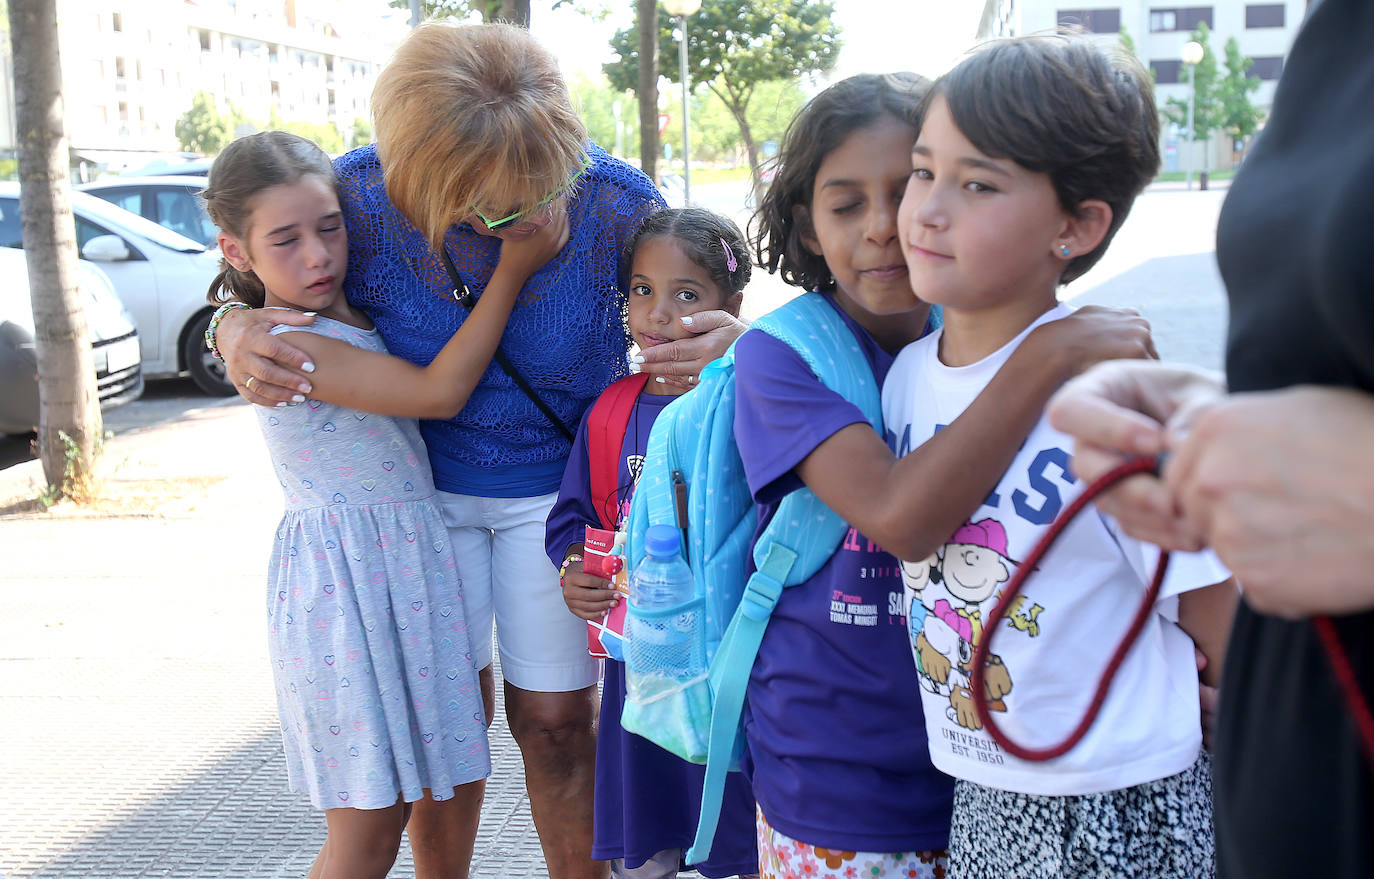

{"left": 11, "top": 0, "right": 101, "bottom": 497}
{"left": 636, "top": 0, "right": 658, "bottom": 184}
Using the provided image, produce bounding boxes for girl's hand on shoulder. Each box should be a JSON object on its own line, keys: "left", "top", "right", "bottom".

{"left": 493, "top": 207, "right": 572, "bottom": 283}
{"left": 1048, "top": 360, "right": 1225, "bottom": 551}
{"left": 1166, "top": 385, "right": 1374, "bottom": 618}
{"left": 219, "top": 307, "right": 317, "bottom": 406}
{"left": 635, "top": 310, "right": 748, "bottom": 391}
{"left": 560, "top": 559, "right": 621, "bottom": 621}
{"left": 1031, "top": 305, "right": 1158, "bottom": 377}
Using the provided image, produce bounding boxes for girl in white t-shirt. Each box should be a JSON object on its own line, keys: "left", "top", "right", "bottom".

{"left": 882, "top": 35, "right": 1238, "bottom": 878}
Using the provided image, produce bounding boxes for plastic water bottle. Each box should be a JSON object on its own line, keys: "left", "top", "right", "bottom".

{"left": 622, "top": 523, "right": 711, "bottom": 760}
{"left": 626, "top": 524, "right": 699, "bottom": 691}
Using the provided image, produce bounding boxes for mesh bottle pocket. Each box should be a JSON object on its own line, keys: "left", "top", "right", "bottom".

{"left": 622, "top": 596, "right": 712, "bottom": 762}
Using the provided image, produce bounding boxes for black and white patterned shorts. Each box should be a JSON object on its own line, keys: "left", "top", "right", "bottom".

{"left": 948, "top": 754, "right": 1215, "bottom": 878}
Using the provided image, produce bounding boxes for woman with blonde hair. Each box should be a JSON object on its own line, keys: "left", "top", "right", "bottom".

{"left": 211, "top": 22, "right": 745, "bottom": 879}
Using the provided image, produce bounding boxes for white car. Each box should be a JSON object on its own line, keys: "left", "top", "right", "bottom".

{"left": 0, "top": 182, "right": 230, "bottom": 395}
{"left": 0, "top": 246, "right": 143, "bottom": 435}
{"left": 79, "top": 176, "right": 217, "bottom": 247}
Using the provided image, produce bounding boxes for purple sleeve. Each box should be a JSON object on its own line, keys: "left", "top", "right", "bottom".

{"left": 545, "top": 413, "right": 598, "bottom": 566}
{"left": 733, "top": 329, "right": 872, "bottom": 506}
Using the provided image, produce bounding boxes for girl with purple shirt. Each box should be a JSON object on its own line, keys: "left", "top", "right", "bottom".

{"left": 737, "top": 73, "right": 1156, "bottom": 879}
{"left": 546, "top": 209, "right": 758, "bottom": 879}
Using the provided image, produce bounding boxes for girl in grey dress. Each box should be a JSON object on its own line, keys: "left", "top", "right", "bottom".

{"left": 202, "top": 131, "right": 569, "bottom": 878}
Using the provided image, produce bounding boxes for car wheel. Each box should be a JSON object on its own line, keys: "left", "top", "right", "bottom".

{"left": 183, "top": 310, "right": 237, "bottom": 396}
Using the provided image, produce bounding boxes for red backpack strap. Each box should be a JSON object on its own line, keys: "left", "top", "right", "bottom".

{"left": 587, "top": 373, "right": 651, "bottom": 529}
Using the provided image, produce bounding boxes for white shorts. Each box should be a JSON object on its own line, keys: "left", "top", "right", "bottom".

{"left": 435, "top": 490, "right": 600, "bottom": 693}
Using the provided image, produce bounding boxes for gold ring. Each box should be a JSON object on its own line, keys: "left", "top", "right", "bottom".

{"left": 245, "top": 376, "right": 256, "bottom": 391}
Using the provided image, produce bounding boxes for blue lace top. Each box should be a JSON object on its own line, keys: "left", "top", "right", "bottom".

{"left": 334, "top": 142, "right": 665, "bottom": 498}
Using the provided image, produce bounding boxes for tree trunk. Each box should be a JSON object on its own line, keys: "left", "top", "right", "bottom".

{"left": 715, "top": 85, "right": 761, "bottom": 204}
{"left": 10, "top": 0, "right": 101, "bottom": 497}
{"left": 636, "top": 0, "right": 658, "bottom": 184}
{"left": 498, "top": 0, "right": 529, "bottom": 26}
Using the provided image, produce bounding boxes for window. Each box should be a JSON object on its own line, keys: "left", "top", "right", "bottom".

{"left": 1246, "top": 4, "right": 1285, "bottom": 27}
{"left": 115, "top": 57, "right": 126, "bottom": 79}
{"left": 112, "top": 12, "right": 122, "bottom": 32}
{"left": 1149, "top": 7, "right": 1212, "bottom": 31}
{"left": 1150, "top": 59, "right": 1183, "bottom": 83}
{"left": 1056, "top": 8, "right": 1122, "bottom": 33}
{"left": 198, "top": 29, "right": 210, "bottom": 51}
{"left": 1248, "top": 56, "right": 1284, "bottom": 79}
{"left": 99, "top": 188, "right": 144, "bottom": 216}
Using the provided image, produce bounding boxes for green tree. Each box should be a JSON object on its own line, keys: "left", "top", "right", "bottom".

{"left": 1218, "top": 36, "right": 1263, "bottom": 151}
{"left": 174, "top": 90, "right": 234, "bottom": 154}
{"left": 671, "top": 78, "right": 804, "bottom": 165}
{"left": 606, "top": 0, "right": 840, "bottom": 197}
{"left": 351, "top": 116, "right": 373, "bottom": 147}
{"left": 1118, "top": 24, "right": 1136, "bottom": 56}
{"left": 388, "top": 0, "right": 591, "bottom": 26}
{"left": 569, "top": 73, "right": 639, "bottom": 159}
{"left": 1163, "top": 22, "right": 1222, "bottom": 169}
{"left": 266, "top": 107, "right": 345, "bottom": 154}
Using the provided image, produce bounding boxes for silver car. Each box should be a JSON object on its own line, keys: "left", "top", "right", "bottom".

{"left": 0, "top": 246, "right": 143, "bottom": 435}
{"left": 0, "top": 183, "right": 228, "bottom": 395}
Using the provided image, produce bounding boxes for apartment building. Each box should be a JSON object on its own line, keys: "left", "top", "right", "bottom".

{"left": 977, "top": 0, "right": 1307, "bottom": 170}
{"left": 1, "top": 0, "right": 403, "bottom": 166}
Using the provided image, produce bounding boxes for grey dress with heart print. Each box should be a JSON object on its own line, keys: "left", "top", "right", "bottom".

{"left": 256, "top": 315, "right": 489, "bottom": 810}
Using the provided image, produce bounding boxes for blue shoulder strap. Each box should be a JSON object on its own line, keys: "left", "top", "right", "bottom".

{"left": 688, "top": 292, "right": 884, "bottom": 863}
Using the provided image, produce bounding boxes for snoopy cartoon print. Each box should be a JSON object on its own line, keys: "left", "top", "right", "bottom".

{"left": 901, "top": 549, "right": 942, "bottom": 679}
{"left": 921, "top": 518, "right": 1018, "bottom": 731}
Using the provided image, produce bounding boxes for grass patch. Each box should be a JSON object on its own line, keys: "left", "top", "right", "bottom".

{"left": 1154, "top": 168, "right": 1236, "bottom": 182}
{"left": 681, "top": 166, "right": 753, "bottom": 185}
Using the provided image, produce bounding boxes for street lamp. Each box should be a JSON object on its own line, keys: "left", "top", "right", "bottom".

{"left": 662, "top": 0, "right": 701, "bottom": 204}
{"left": 1181, "top": 40, "right": 1204, "bottom": 191}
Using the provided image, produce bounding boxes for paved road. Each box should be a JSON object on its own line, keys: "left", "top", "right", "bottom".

{"left": 0, "top": 182, "right": 1229, "bottom": 878}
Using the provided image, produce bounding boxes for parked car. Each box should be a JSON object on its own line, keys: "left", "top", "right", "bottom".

{"left": 0, "top": 246, "right": 143, "bottom": 435}
{"left": 0, "top": 183, "right": 230, "bottom": 396}
{"left": 79, "top": 176, "right": 217, "bottom": 247}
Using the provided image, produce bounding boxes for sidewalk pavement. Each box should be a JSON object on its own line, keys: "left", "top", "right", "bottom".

{"left": 0, "top": 397, "right": 556, "bottom": 878}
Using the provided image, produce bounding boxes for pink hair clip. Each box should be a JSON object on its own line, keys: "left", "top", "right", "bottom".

{"left": 720, "top": 238, "right": 738, "bottom": 273}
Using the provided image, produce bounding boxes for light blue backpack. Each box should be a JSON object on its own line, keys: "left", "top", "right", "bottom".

{"left": 623, "top": 292, "right": 930, "bottom": 863}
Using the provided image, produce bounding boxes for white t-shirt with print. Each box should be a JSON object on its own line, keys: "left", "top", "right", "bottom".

{"left": 881, "top": 304, "right": 1229, "bottom": 797}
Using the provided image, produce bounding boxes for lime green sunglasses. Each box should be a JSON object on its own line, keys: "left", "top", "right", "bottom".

{"left": 472, "top": 155, "right": 592, "bottom": 232}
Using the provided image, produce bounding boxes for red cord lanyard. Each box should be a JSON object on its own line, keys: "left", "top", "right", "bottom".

{"left": 969, "top": 456, "right": 1374, "bottom": 769}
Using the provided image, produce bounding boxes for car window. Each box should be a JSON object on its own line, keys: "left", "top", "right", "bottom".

{"left": 99, "top": 188, "right": 144, "bottom": 217}
{"left": 154, "top": 188, "right": 215, "bottom": 246}
{"left": 0, "top": 196, "right": 144, "bottom": 258}
{"left": 0, "top": 199, "right": 21, "bottom": 248}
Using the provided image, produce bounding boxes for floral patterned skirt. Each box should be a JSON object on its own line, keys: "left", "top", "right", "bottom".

{"left": 756, "top": 806, "right": 948, "bottom": 879}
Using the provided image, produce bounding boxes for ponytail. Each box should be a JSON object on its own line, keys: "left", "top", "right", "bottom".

{"left": 205, "top": 258, "right": 267, "bottom": 308}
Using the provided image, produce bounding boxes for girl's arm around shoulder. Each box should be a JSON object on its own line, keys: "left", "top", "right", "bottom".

{"left": 797, "top": 306, "right": 1157, "bottom": 560}
{"left": 290, "top": 211, "right": 570, "bottom": 420}
{"left": 1178, "top": 577, "right": 1239, "bottom": 689}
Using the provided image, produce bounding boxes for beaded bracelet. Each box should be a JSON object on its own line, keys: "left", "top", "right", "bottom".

{"left": 204, "top": 301, "right": 252, "bottom": 361}
{"left": 559, "top": 553, "right": 584, "bottom": 586}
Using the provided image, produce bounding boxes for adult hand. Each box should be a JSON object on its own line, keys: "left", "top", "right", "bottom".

{"left": 1048, "top": 360, "right": 1226, "bottom": 551}
{"left": 634, "top": 310, "right": 747, "bottom": 391}
{"left": 1165, "top": 385, "right": 1374, "bottom": 619}
{"left": 494, "top": 204, "right": 571, "bottom": 281}
{"left": 218, "top": 307, "right": 317, "bottom": 406}
{"left": 560, "top": 559, "right": 621, "bottom": 622}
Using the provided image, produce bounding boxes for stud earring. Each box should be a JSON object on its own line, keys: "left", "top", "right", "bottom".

{"left": 1059, "top": 244, "right": 1071, "bottom": 257}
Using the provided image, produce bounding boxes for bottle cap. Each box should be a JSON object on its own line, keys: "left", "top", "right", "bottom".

{"left": 644, "top": 523, "right": 682, "bottom": 558}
